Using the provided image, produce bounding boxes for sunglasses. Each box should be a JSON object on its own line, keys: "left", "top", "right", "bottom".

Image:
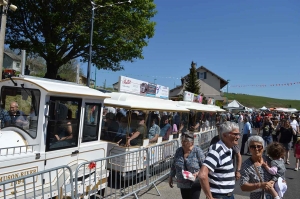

{"left": 249, "top": 145, "right": 263, "bottom": 150}
{"left": 228, "top": 132, "right": 242, "bottom": 137}
{"left": 182, "top": 133, "right": 194, "bottom": 140}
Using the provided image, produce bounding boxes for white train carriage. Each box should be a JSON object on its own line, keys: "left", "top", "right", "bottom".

{"left": 0, "top": 76, "right": 110, "bottom": 199}
{"left": 177, "top": 101, "right": 225, "bottom": 150}
{"left": 102, "top": 92, "right": 190, "bottom": 180}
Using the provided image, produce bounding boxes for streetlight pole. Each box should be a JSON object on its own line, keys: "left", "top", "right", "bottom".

{"left": 226, "top": 79, "right": 230, "bottom": 105}
{"left": 87, "top": 2, "right": 96, "bottom": 87}
{"left": 94, "top": 66, "right": 96, "bottom": 89}
{"left": 0, "top": 0, "right": 17, "bottom": 81}
{"left": 154, "top": 78, "right": 156, "bottom": 84}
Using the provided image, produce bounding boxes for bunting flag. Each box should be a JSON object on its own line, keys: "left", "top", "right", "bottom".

{"left": 230, "top": 82, "right": 300, "bottom": 88}
{"left": 99, "top": 71, "right": 182, "bottom": 80}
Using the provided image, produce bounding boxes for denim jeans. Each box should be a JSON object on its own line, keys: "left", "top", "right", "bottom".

{"left": 263, "top": 135, "right": 272, "bottom": 147}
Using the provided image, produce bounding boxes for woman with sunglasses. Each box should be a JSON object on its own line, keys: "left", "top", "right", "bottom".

{"left": 240, "top": 136, "right": 278, "bottom": 199}
{"left": 169, "top": 131, "right": 205, "bottom": 199}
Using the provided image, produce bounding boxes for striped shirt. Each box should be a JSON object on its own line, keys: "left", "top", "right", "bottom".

{"left": 203, "top": 140, "right": 235, "bottom": 195}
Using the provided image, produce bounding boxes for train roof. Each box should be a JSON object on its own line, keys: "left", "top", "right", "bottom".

{"left": 104, "top": 92, "right": 189, "bottom": 112}
{"left": 3, "top": 76, "right": 110, "bottom": 98}
{"left": 177, "top": 101, "right": 225, "bottom": 112}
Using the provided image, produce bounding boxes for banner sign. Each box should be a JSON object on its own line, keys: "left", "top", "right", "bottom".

{"left": 183, "top": 91, "right": 203, "bottom": 104}
{"left": 118, "top": 76, "right": 169, "bottom": 99}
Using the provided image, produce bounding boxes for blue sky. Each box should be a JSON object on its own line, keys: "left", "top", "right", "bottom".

{"left": 83, "top": 0, "right": 300, "bottom": 100}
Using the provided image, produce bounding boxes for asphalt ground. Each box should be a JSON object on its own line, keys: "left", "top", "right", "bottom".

{"left": 135, "top": 128, "right": 300, "bottom": 199}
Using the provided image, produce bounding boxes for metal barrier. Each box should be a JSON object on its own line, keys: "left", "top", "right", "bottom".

{"left": 73, "top": 140, "right": 179, "bottom": 199}
{"left": 0, "top": 131, "right": 214, "bottom": 199}
{"left": 75, "top": 148, "right": 148, "bottom": 199}
{"left": 194, "top": 128, "right": 218, "bottom": 152}
{"left": 0, "top": 165, "right": 74, "bottom": 199}
{"left": 145, "top": 139, "right": 179, "bottom": 196}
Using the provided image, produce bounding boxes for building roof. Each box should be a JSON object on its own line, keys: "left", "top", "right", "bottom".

{"left": 4, "top": 52, "right": 21, "bottom": 61}
{"left": 181, "top": 66, "right": 228, "bottom": 89}
{"left": 198, "top": 66, "right": 228, "bottom": 88}
{"left": 169, "top": 85, "right": 183, "bottom": 92}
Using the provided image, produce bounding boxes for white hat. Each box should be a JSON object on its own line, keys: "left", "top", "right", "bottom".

{"left": 274, "top": 177, "right": 287, "bottom": 198}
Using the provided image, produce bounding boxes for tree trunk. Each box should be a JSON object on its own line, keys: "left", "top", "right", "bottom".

{"left": 44, "top": 61, "right": 59, "bottom": 79}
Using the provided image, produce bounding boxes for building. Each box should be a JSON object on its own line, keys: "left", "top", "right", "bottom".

{"left": 169, "top": 66, "right": 228, "bottom": 102}
{"left": 3, "top": 52, "right": 21, "bottom": 71}
{"left": 78, "top": 75, "right": 95, "bottom": 87}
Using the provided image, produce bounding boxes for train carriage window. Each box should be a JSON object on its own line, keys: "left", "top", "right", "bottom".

{"left": 82, "top": 103, "right": 101, "bottom": 142}
{"left": 0, "top": 86, "right": 40, "bottom": 138}
{"left": 46, "top": 97, "right": 81, "bottom": 151}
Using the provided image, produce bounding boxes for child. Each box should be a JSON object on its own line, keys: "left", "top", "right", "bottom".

{"left": 294, "top": 137, "right": 300, "bottom": 171}
{"left": 262, "top": 142, "right": 287, "bottom": 199}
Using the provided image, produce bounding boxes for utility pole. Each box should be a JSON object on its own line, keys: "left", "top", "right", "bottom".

{"left": 103, "top": 79, "right": 106, "bottom": 89}
{"left": 0, "top": 0, "right": 17, "bottom": 81}
{"left": 94, "top": 67, "right": 96, "bottom": 89}
{"left": 226, "top": 79, "right": 230, "bottom": 105}
{"left": 87, "top": 2, "right": 95, "bottom": 87}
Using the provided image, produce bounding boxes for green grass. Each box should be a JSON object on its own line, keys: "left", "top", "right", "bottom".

{"left": 225, "top": 93, "right": 300, "bottom": 110}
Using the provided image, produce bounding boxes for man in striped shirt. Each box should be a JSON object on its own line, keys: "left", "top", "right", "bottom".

{"left": 199, "top": 121, "right": 240, "bottom": 199}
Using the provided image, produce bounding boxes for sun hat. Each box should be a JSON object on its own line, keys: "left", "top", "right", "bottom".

{"left": 274, "top": 177, "right": 287, "bottom": 198}
{"left": 291, "top": 113, "right": 297, "bottom": 118}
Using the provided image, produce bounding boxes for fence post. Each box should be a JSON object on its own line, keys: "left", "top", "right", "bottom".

{"left": 146, "top": 147, "right": 150, "bottom": 185}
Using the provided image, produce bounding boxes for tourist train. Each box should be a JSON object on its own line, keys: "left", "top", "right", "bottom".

{"left": 0, "top": 76, "right": 223, "bottom": 198}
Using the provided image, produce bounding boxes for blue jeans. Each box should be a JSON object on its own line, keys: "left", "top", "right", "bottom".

{"left": 263, "top": 135, "right": 272, "bottom": 147}
{"left": 212, "top": 193, "right": 235, "bottom": 199}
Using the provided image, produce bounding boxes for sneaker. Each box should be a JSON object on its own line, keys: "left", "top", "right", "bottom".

{"left": 294, "top": 168, "right": 298, "bottom": 171}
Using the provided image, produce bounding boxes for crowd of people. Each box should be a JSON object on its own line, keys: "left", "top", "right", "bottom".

{"left": 168, "top": 110, "right": 300, "bottom": 199}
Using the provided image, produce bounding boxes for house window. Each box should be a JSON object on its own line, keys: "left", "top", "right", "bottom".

{"left": 16, "top": 63, "right": 20, "bottom": 68}
{"left": 197, "top": 72, "right": 207, "bottom": 80}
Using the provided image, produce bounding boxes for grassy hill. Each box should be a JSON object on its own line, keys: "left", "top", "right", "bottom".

{"left": 225, "top": 93, "right": 300, "bottom": 110}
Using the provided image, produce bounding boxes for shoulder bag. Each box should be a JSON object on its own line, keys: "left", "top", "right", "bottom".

{"left": 253, "top": 164, "right": 273, "bottom": 199}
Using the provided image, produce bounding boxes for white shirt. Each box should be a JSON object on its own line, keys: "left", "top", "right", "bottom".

{"left": 290, "top": 119, "right": 299, "bottom": 131}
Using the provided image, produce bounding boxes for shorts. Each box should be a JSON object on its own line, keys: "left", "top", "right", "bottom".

{"left": 254, "top": 122, "right": 261, "bottom": 128}
{"left": 282, "top": 142, "right": 291, "bottom": 151}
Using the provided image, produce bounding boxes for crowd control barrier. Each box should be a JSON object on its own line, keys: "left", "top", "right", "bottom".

{"left": 0, "top": 129, "right": 216, "bottom": 199}
{"left": 0, "top": 165, "right": 74, "bottom": 199}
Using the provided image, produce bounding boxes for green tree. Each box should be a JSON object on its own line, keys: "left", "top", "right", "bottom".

{"left": 6, "top": 0, "right": 157, "bottom": 79}
{"left": 184, "top": 61, "right": 200, "bottom": 94}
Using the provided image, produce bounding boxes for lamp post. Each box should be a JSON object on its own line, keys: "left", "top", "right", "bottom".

{"left": 86, "top": 1, "right": 96, "bottom": 87}
{"left": 154, "top": 78, "right": 156, "bottom": 84}
{"left": 94, "top": 66, "right": 96, "bottom": 89}
{"left": 0, "top": 0, "right": 17, "bottom": 81}
{"left": 226, "top": 79, "right": 230, "bottom": 105}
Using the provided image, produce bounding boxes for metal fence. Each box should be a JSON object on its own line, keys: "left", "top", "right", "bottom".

{"left": 0, "top": 129, "right": 215, "bottom": 199}
{"left": 0, "top": 165, "right": 73, "bottom": 199}
{"left": 74, "top": 139, "right": 179, "bottom": 199}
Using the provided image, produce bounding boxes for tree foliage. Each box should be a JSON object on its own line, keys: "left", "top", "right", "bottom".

{"left": 184, "top": 61, "right": 200, "bottom": 94}
{"left": 6, "top": 0, "right": 157, "bottom": 79}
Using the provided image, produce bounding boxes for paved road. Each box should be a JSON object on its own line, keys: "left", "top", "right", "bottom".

{"left": 135, "top": 129, "right": 300, "bottom": 199}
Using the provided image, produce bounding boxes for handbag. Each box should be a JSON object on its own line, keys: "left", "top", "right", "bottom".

{"left": 253, "top": 164, "right": 274, "bottom": 199}
{"left": 182, "top": 148, "right": 201, "bottom": 188}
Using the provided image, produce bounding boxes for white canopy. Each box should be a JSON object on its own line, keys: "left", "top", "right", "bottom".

{"left": 177, "top": 101, "right": 224, "bottom": 112}
{"left": 104, "top": 92, "right": 189, "bottom": 112}
{"left": 8, "top": 76, "right": 110, "bottom": 99}
{"left": 275, "top": 108, "right": 298, "bottom": 113}
{"left": 260, "top": 106, "right": 268, "bottom": 110}
{"left": 223, "top": 100, "right": 244, "bottom": 110}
